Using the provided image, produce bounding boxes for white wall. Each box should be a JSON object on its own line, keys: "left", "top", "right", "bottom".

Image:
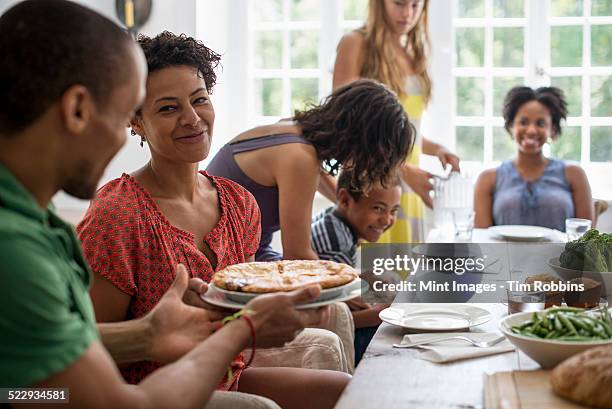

{"left": 0, "top": 0, "right": 202, "bottom": 211}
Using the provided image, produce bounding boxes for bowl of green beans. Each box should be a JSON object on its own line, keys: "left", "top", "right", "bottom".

{"left": 499, "top": 306, "right": 612, "bottom": 368}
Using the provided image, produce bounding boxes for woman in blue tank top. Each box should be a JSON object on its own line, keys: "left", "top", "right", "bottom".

{"left": 474, "top": 86, "right": 593, "bottom": 231}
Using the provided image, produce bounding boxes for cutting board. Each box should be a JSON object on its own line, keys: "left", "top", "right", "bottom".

{"left": 484, "top": 370, "right": 596, "bottom": 409}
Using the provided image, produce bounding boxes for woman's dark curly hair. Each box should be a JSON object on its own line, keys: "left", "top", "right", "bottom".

{"left": 294, "top": 79, "right": 415, "bottom": 189}
{"left": 137, "top": 31, "right": 221, "bottom": 94}
{"left": 503, "top": 86, "right": 568, "bottom": 138}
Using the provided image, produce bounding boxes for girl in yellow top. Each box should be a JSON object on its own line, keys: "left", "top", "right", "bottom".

{"left": 333, "top": 0, "right": 460, "bottom": 242}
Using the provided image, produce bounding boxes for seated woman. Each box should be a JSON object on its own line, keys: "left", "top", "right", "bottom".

{"left": 474, "top": 86, "right": 593, "bottom": 231}
{"left": 206, "top": 80, "right": 415, "bottom": 261}
{"left": 77, "top": 32, "right": 349, "bottom": 409}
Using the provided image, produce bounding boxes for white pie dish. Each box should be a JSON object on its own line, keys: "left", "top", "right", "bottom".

{"left": 210, "top": 278, "right": 361, "bottom": 304}
{"left": 202, "top": 278, "right": 362, "bottom": 310}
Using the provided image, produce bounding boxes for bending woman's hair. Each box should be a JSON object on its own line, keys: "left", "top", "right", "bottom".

{"left": 294, "top": 79, "right": 415, "bottom": 190}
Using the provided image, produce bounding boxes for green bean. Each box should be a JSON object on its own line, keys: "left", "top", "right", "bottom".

{"left": 558, "top": 314, "right": 578, "bottom": 335}
{"left": 592, "top": 325, "right": 605, "bottom": 336}
{"left": 567, "top": 316, "right": 591, "bottom": 333}
{"left": 603, "top": 308, "right": 612, "bottom": 325}
{"left": 578, "top": 317, "right": 594, "bottom": 331}
{"left": 554, "top": 316, "right": 563, "bottom": 332}
{"left": 600, "top": 320, "right": 612, "bottom": 337}
{"left": 548, "top": 306, "right": 586, "bottom": 313}
{"left": 545, "top": 330, "right": 559, "bottom": 339}
{"left": 512, "top": 308, "right": 612, "bottom": 341}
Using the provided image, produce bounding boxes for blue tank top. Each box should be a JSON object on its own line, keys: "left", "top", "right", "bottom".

{"left": 206, "top": 134, "right": 312, "bottom": 261}
{"left": 492, "top": 159, "right": 574, "bottom": 232}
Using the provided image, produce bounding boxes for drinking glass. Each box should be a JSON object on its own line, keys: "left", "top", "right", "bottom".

{"left": 452, "top": 209, "right": 475, "bottom": 241}
{"left": 565, "top": 218, "right": 592, "bottom": 241}
{"left": 506, "top": 288, "right": 545, "bottom": 315}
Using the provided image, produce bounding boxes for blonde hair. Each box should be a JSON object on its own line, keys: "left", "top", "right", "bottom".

{"left": 360, "top": 0, "right": 431, "bottom": 103}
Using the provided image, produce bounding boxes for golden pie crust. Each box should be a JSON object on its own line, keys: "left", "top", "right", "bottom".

{"left": 213, "top": 260, "right": 358, "bottom": 293}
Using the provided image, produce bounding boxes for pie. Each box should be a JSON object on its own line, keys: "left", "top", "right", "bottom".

{"left": 551, "top": 345, "right": 612, "bottom": 409}
{"left": 212, "top": 260, "right": 358, "bottom": 293}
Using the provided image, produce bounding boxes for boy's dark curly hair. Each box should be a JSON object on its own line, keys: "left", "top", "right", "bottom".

{"left": 137, "top": 31, "right": 221, "bottom": 94}
{"left": 294, "top": 79, "right": 415, "bottom": 189}
{"left": 337, "top": 168, "right": 401, "bottom": 201}
{"left": 502, "top": 86, "right": 568, "bottom": 138}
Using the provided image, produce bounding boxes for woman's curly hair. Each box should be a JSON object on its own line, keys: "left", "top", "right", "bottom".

{"left": 503, "top": 86, "right": 568, "bottom": 138}
{"left": 137, "top": 31, "right": 221, "bottom": 93}
{"left": 294, "top": 79, "right": 415, "bottom": 189}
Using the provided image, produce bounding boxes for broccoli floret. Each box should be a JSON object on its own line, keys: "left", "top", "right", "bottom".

{"left": 580, "top": 228, "right": 600, "bottom": 242}
{"left": 583, "top": 241, "right": 608, "bottom": 272}
{"left": 559, "top": 228, "right": 611, "bottom": 271}
{"left": 560, "top": 248, "right": 585, "bottom": 270}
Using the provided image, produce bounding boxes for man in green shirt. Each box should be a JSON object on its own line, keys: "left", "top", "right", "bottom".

{"left": 0, "top": 1, "right": 344, "bottom": 408}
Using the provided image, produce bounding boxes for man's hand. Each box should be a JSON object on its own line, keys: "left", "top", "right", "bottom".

{"left": 145, "top": 264, "right": 229, "bottom": 364}
{"left": 346, "top": 297, "right": 370, "bottom": 311}
{"left": 435, "top": 147, "right": 461, "bottom": 172}
{"left": 245, "top": 285, "right": 328, "bottom": 348}
{"left": 401, "top": 163, "right": 434, "bottom": 208}
{"left": 182, "top": 275, "right": 230, "bottom": 312}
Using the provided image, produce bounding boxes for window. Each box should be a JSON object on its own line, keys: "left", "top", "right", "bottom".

{"left": 239, "top": 0, "right": 611, "bottom": 198}
{"left": 453, "top": 0, "right": 612, "bottom": 197}
{"left": 247, "top": 0, "right": 368, "bottom": 124}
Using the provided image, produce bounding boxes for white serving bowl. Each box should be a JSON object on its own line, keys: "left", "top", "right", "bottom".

{"left": 499, "top": 311, "right": 612, "bottom": 368}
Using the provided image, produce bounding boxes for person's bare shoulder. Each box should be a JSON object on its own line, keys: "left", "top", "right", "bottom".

{"left": 338, "top": 30, "right": 365, "bottom": 51}
{"left": 564, "top": 162, "right": 586, "bottom": 178}
{"left": 233, "top": 121, "right": 300, "bottom": 142}
{"left": 277, "top": 140, "right": 318, "bottom": 169}
{"left": 564, "top": 162, "right": 589, "bottom": 186}
{"left": 476, "top": 168, "right": 497, "bottom": 191}
{"left": 334, "top": 30, "right": 366, "bottom": 88}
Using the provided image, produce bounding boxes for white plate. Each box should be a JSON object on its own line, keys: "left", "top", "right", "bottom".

{"left": 211, "top": 279, "right": 360, "bottom": 304}
{"left": 379, "top": 304, "right": 491, "bottom": 331}
{"left": 488, "top": 225, "right": 555, "bottom": 241}
{"left": 202, "top": 279, "right": 362, "bottom": 310}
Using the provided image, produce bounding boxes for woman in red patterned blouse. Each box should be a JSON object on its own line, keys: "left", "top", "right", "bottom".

{"left": 77, "top": 32, "right": 349, "bottom": 409}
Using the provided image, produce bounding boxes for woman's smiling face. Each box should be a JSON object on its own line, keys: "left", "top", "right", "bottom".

{"left": 135, "top": 65, "right": 214, "bottom": 164}
{"left": 510, "top": 100, "right": 554, "bottom": 155}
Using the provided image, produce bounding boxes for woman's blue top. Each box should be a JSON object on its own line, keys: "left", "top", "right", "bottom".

{"left": 492, "top": 159, "right": 574, "bottom": 231}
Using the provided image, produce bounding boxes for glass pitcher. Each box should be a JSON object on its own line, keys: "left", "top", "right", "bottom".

{"left": 432, "top": 172, "right": 474, "bottom": 229}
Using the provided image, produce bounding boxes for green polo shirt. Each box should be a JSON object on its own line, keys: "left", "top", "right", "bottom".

{"left": 0, "top": 163, "right": 98, "bottom": 387}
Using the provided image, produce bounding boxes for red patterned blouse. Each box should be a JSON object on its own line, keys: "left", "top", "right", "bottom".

{"left": 77, "top": 171, "right": 261, "bottom": 386}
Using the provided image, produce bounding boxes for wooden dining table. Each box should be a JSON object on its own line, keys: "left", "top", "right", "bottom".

{"left": 334, "top": 227, "right": 567, "bottom": 409}
{"left": 334, "top": 303, "right": 539, "bottom": 409}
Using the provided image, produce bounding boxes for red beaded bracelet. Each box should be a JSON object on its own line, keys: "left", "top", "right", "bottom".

{"left": 241, "top": 314, "right": 256, "bottom": 368}
{"left": 225, "top": 311, "right": 257, "bottom": 391}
